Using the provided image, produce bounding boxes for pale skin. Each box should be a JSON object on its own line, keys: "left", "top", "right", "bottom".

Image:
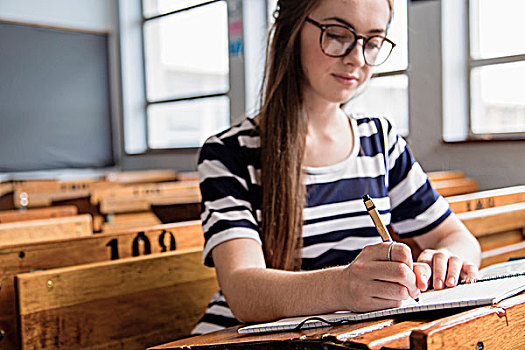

{"left": 211, "top": 0, "right": 481, "bottom": 323}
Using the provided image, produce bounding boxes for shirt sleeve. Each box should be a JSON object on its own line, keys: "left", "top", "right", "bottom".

{"left": 382, "top": 118, "right": 452, "bottom": 237}
{"left": 197, "top": 136, "right": 262, "bottom": 267}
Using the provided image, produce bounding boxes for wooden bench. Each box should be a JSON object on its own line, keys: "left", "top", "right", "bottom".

{"left": 176, "top": 171, "right": 199, "bottom": 182}
{"left": 9, "top": 178, "right": 200, "bottom": 233}
{"left": 0, "top": 221, "right": 204, "bottom": 349}
{"left": 12, "top": 179, "right": 116, "bottom": 231}
{"left": 447, "top": 185, "right": 525, "bottom": 213}
{"left": 16, "top": 248, "right": 216, "bottom": 349}
{"left": 100, "top": 193, "right": 201, "bottom": 217}
{"left": 395, "top": 197, "right": 525, "bottom": 265}
{"left": 457, "top": 203, "right": 525, "bottom": 246}
{"left": 106, "top": 169, "right": 179, "bottom": 184}
{"left": 426, "top": 170, "right": 466, "bottom": 182}
{"left": 151, "top": 201, "right": 202, "bottom": 225}
{"left": 0, "top": 180, "right": 14, "bottom": 210}
{"left": 455, "top": 203, "right": 525, "bottom": 266}
{"left": 441, "top": 185, "right": 525, "bottom": 267}
{"left": 0, "top": 180, "right": 13, "bottom": 199}
{"left": 431, "top": 178, "right": 479, "bottom": 197}
{"left": 481, "top": 241, "right": 525, "bottom": 268}
{"left": 92, "top": 181, "right": 200, "bottom": 211}
{"left": 0, "top": 205, "right": 78, "bottom": 223}
{"left": 0, "top": 214, "right": 92, "bottom": 248}
{"left": 427, "top": 170, "right": 479, "bottom": 197}
{"left": 101, "top": 211, "right": 163, "bottom": 233}
{"left": 12, "top": 179, "right": 115, "bottom": 208}
{"left": 92, "top": 181, "right": 201, "bottom": 231}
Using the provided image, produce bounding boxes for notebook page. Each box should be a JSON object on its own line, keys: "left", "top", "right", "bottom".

{"left": 238, "top": 274, "right": 525, "bottom": 334}
{"left": 417, "top": 274, "right": 525, "bottom": 305}
{"left": 342, "top": 274, "right": 525, "bottom": 321}
{"left": 479, "top": 259, "right": 525, "bottom": 278}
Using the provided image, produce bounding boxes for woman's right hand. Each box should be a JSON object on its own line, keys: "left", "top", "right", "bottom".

{"left": 340, "top": 242, "right": 430, "bottom": 312}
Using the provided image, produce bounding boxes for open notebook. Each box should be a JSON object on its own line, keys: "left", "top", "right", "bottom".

{"left": 238, "top": 272, "right": 525, "bottom": 334}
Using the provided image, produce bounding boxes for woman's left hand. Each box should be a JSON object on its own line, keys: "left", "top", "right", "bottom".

{"left": 416, "top": 248, "right": 479, "bottom": 290}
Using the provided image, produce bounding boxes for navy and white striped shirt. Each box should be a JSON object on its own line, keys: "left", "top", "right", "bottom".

{"left": 192, "top": 114, "right": 451, "bottom": 335}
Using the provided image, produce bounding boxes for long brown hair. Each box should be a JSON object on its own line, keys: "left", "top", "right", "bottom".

{"left": 259, "top": 0, "right": 394, "bottom": 271}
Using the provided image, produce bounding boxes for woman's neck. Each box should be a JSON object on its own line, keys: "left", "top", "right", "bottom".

{"left": 303, "top": 101, "right": 354, "bottom": 168}
{"left": 303, "top": 99, "right": 343, "bottom": 131}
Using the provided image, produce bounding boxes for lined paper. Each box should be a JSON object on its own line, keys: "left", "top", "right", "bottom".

{"left": 238, "top": 274, "right": 525, "bottom": 334}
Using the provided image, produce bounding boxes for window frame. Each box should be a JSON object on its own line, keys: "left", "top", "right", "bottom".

{"left": 363, "top": 69, "right": 410, "bottom": 137}
{"left": 140, "top": 0, "right": 231, "bottom": 152}
{"left": 136, "top": 0, "right": 411, "bottom": 152}
{"left": 466, "top": 0, "right": 525, "bottom": 140}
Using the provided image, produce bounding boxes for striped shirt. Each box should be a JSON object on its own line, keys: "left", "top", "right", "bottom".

{"left": 192, "top": 114, "right": 451, "bottom": 335}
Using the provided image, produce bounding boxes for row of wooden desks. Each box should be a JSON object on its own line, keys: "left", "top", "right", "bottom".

{"left": 150, "top": 292, "right": 525, "bottom": 349}
{"left": 0, "top": 221, "right": 215, "bottom": 349}
{"left": 0, "top": 171, "right": 201, "bottom": 233}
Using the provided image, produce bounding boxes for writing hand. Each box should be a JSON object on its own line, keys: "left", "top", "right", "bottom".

{"left": 342, "top": 242, "right": 421, "bottom": 312}
{"left": 412, "top": 262, "right": 431, "bottom": 291}
{"left": 416, "top": 249, "right": 479, "bottom": 289}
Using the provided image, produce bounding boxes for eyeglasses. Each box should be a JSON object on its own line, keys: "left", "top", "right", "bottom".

{"left": 305, "top": 17, "right": 396, "bottom": 67}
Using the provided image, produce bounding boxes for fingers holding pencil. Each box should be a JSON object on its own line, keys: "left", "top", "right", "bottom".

{"left": 385, "top": 243, "right": 430, "bottom": 291}
{"left": 382, "top": 242, "right": 422, "bottom": 300}
{"left": 362, "top": 195, "right": 424, "bottom": 301}
{"left": 342, "top": 243, "right": 421, "bottom": 311}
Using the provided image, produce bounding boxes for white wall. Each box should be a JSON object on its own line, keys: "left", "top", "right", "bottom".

{"left": 0, "top": 0, "right": 115, "bottom": 31}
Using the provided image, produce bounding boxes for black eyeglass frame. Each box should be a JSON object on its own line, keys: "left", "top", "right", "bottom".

{"left": 305, "top": 17, "right": 396, "bottom": 67}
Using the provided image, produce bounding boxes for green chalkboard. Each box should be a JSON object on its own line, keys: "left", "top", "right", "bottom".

{"left": 0, "top": 22, "right": 114, "bottom": 172}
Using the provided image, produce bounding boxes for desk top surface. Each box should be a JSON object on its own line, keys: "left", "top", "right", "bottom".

{"left": 150, "top": 293, "right": 525, "bottom": 350}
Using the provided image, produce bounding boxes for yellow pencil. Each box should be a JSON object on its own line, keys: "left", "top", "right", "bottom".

{"left": 362, "top": 194, "right": 392, "bottom": 242}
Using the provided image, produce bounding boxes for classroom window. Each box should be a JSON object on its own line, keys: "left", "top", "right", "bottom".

{"left": 469, "top": 0, "right": 525, "bottom": 136}
{"left": 147, "top": 96, "right": 229, "bottom": 148}
{"left": 142, "top": 0, "right": 230, "bottom": 149}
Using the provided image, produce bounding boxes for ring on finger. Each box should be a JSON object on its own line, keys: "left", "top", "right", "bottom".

{"left": 387, "top": 241, "right": 395, "bottom": 261}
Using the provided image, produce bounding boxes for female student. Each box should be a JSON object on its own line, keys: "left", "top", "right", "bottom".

{"left": 192, "top": 0, "right": 481, "bottom": 335}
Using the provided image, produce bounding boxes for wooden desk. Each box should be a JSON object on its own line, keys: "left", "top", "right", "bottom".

{"left": 0, "top": 205, "right": 77, "bottom": 223}
{"left": 105, "top": 169, "right": 178, "bottom": 184}
{"left": 0, "top": 181, "right": 13, "bottom": 198}
{"left": 0, "top": 181, "right": 14, "bottom": 210}
{"left": 15, "top": 248, "right": 217, "bottom": 350}
{"left": 447, "top": 185, "right": 525, "bottom": 214}
{"left": 426, "top": 170, "right": 466, "bottom": 182}
{"left": 149, "top": 293, "right": 525, "bottom": 349}
{"left": 0, "top": 214, "right": 92, "bottom": 247}
{"left": 431, "top": 178, "right": 479, "bottom": 197}
{"left": 0, "top": 221, "right": 203, "bottom": 349}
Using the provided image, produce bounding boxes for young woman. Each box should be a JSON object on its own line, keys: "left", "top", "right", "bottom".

{"left": 192, "top": 0, "right": 481, "bottom": 335}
